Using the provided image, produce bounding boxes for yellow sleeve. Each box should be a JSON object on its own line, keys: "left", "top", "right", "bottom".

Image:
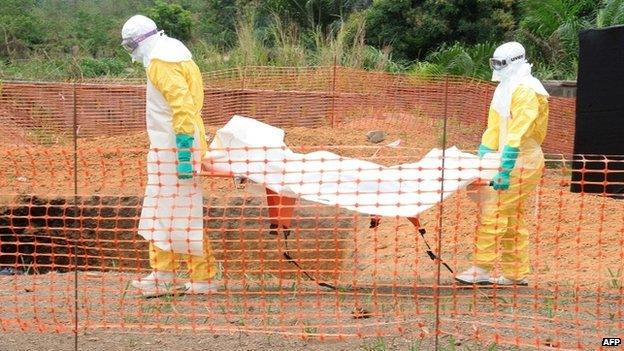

{"left": 480, "top": 107, "right": 500, "bottom": 150}
{"left": 506, "top": 85, "right": 540, "bottom": 149}
{"left": 146, "top": 60, "right": 196, "bottom": 136}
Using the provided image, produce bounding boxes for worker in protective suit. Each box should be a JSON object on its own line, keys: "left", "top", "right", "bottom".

{"left": 456, "top": 42, "right": 549, "bottom": 286}
{"left": 121, "top": 15, "right": 218, "bottom": 297}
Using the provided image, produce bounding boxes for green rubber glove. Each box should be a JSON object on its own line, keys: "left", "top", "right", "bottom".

{"left": 491, "top": 171, "right": 511, "bottom": 190}
{"left": 477, "top": 144, "right": 495, "bottom": 158}
{"left": 491, "top": 145, "right": 519, "bottom": 191}
{"left": 175, "top": 134, "right": 194, "bottom": 180}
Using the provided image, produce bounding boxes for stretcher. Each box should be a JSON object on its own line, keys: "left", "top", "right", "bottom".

{"left": 201, "top": 116, "right": 500, "bottom": 288}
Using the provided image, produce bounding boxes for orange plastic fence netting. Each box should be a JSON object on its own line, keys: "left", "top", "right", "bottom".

{"left": 0, "top": 67, "right": 575, "bottom": 154}
{"left": 0, "top": 68, "right": 622, "bottom": 351}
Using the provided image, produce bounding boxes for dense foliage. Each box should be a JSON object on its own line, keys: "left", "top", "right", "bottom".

{"left": 364, "top": 0, "right": 518, "bottom": 62}
{"left": 0, "top": 0, "right": 622, "bottom": 80}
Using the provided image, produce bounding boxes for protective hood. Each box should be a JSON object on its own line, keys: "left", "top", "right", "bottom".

{"left": 147, "top": 36, "right": 193, "bottom": 67}
{"left": 121, "top": 15, "right": 192, "bottom": 67}
{"left": 491, "top": 62, "right": 549, "bottom": 119}
{"left": 128, "top": 33, "right": 193, "bottom": 68}
{"left": 121, "top": 15, "right": 159, "bottom": 66}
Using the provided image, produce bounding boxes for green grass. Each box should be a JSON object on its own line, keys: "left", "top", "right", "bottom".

{"left": 607, "top": 267, "right": 623, "bottom": 289}
{"left": 1, "top": 9, "right": 401, "bottom": 82}
{"left": 361, "top": 337, "right": 387, "bottom": 351}
{"left": 408, "top": 340, "right": 422, "bottom": 351}
{"left": 541, "top": 298, "right": 555, "bottom": 319}
{"left": 302, "top": 322, "right": 318, "bottom": 337}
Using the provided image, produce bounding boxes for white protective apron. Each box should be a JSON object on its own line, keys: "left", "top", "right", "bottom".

{"left": 137, "top": 41, "right": 204, "bottom": 256}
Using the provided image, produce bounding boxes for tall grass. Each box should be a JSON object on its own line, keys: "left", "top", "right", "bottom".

{"left": 0, "top": 56, "right": 143, "bottom": 81}
{"left": 1, "top": 9, "right": 401, "bottom": 80}
{"left": 6, "top": 1, "right": 624, "bottom": 81}
{"left": 269, "top": 15, "right": 307, "bottom": 67}
{"left": 232, "top": 8, "right": 270, "bottom": 66}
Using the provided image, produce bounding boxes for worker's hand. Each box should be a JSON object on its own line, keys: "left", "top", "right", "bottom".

{"left": 490, "top": 145, "right": 519, "bottom": 190}
{"left": 491, "top": 171, "right": 511, "bottom": 190}
{"left": 177, "top": 160, "right": 193, "bottom": 179}
{"left": 175, "top": 134, "right": 195, "bottom": 180}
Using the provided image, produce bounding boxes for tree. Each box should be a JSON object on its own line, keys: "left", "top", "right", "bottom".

{"left": 195, "top": 0, "right": 245, "bottom": 48}
{"left": 411, "top": 41, "right": 497, "bottom": 79}
{"left": 518, "top": 0, "right": 598, "bottom": 78}
{"left": 146, "top": 0, "right": 193, "bottom": 42}
{"left": 0, "top": 0, "right": 48, "bottom": 58}
{"left": 363, "top": 0, "right": 518, "bottom": 62}
{"left": 596, "top": 0, "right": 624, "bottom": 27}
{"left": 261, "top": 0, "right": 368, "bottom": 29}
{"left": 73, "top": 10, "right": 117, "bottom": 57}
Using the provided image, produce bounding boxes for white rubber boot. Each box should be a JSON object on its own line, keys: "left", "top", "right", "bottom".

{"left": 184, "top": 281, "right": 219, "bottom": 295}
{"left": 131, "top": 271, "right": 185, "bottom": 297}
{"left": 455, "top": 266, "right": 492, "bottom": 285}
{"left": 489, "top": 276, "right": 529, "bottom": 286}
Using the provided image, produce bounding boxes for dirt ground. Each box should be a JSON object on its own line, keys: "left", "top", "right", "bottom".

{"left": 0, "top": 329, "right": 507, "bottom": 351}
{"left": 0, "top": 118, "right": 450, "bottom": 197}
{"left": 0, "top": 270, "right": 619, "bottom": 351}
{"left": 1, "top": 121, "right": 623, "bottom": 350}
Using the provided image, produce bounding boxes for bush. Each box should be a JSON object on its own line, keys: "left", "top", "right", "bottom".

{"left": 146, "top": 0, "right": 193, "bottom": 42}
{"left": 0, "top": 0, "right": 49, "bottom": 58}
{"left": 78, "top": 58, "right": 127, "bottom": 77}
{"left": 364, "top": 0, "right": 518, "bottom": 62}
{"left": 411, "top": 42, "right": 496, "bottom": 80}
{"left": 517, "top": 0, "right": 597, "bottom": 80}
{"left": 4, "top": 0, "right": 618, "bottom": 80}
{"left": 0, "top": 58, "right": 71, "bottom": 81}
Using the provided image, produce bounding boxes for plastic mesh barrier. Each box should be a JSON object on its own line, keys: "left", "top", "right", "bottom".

{"left": 0, "top": 67, "right": 621, "bottom": 351}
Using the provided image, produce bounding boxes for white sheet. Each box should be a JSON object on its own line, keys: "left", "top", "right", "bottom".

{"left": 205, "top": 115, "right": 500, "bottom": 218}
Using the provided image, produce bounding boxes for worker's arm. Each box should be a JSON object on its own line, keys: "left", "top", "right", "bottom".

{"left": 147, "top": 59, "right": 196, "bottom": 135}
{"left": 480, "top": 107, "right": 500, "bottom": 152}
{"left": 147, "top": 60, "right": 196, "bottom": 179}
{"left": 506, "top": 85, "right": 540, "bottom": 148}
{"left": 491, "top": 85, "right": 540, "bottom": 190}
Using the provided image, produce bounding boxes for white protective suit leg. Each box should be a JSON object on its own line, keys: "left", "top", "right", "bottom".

{"left": 138, "top": 149, "right": 204, "bottom": 257}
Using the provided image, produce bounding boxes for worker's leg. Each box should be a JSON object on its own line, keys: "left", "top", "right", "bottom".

{"left": 181, "top": 235, "right": 219, "bottom": 294}
{"left": 130, "top": 243, "right": 183, "bottom": 296}
{"left": 464, "top": 165, "right": 538, "bottom": 280}
{"left": 149, "top": 242, "right": 180, "bottom": 273}
{"left": 456, "top": 187, "right": 508, "bottom": 284}
{"left": 499, "top": 167, "right": 541, "bottom": 281}
{"left": 473, "top": 188, "right": 509, "bottom": 271}
{"left": 501, "top": 212, "right": 531, "bottom": 280}
{"left": 185, "top": 235, "right": 218, "bottom": 282}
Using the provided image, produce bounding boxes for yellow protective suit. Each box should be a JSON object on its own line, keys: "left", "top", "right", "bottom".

{"left": 137, "top": 36, "right": 216, "bottom": 282}
{"left": 475, "top": 84, "right": 549, "bottom": 280}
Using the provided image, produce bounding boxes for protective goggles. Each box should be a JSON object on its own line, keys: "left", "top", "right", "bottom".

{"left": 121, "top": 29, "right": 158, "bottom": 53}
{"left": 489, "top": 58, "right": 508, "bottom": 71}
{"left": 489, "top": 54, "right": 525, "bottom": 71}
